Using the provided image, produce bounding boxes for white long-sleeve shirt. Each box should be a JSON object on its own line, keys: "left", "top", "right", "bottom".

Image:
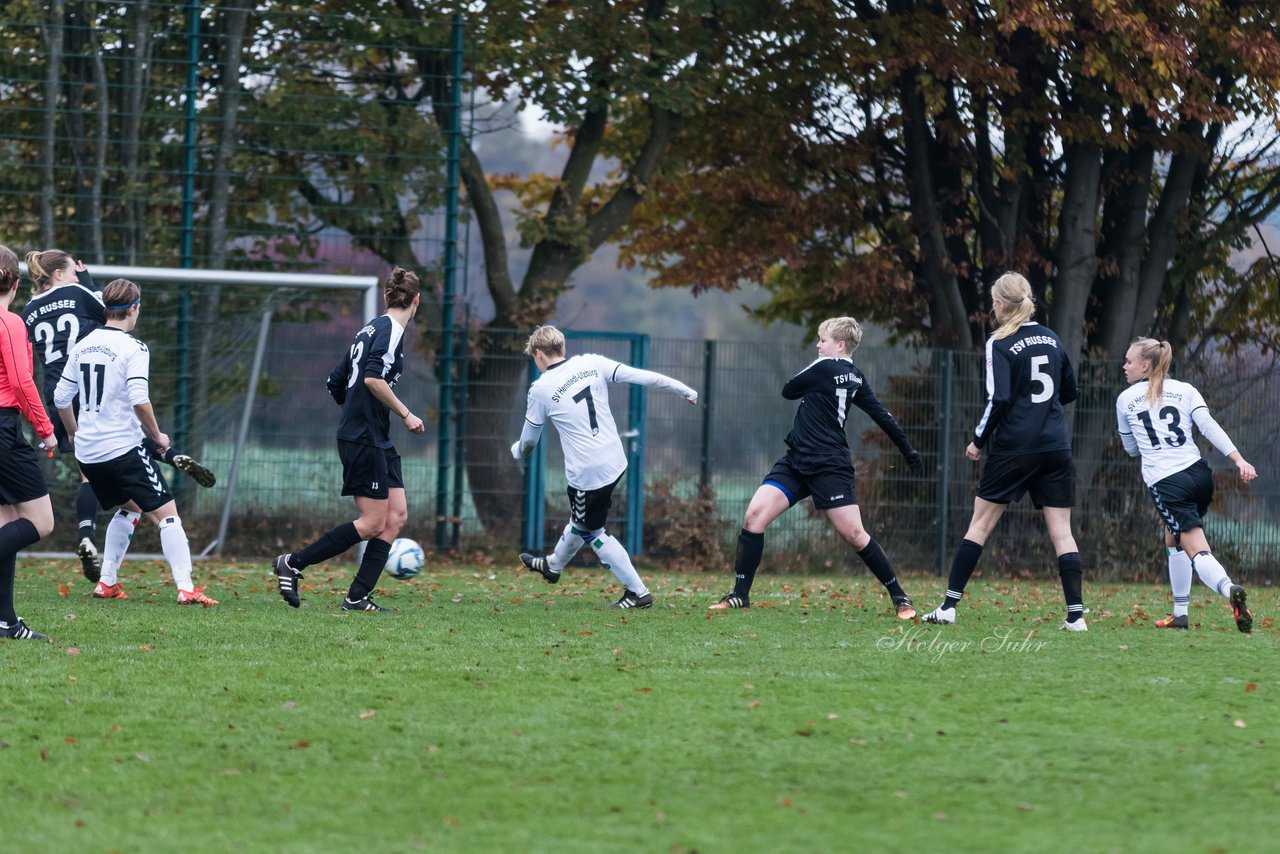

{"left": 514, "top": 353, "right": 697, "bottom": 491}
{"left": 1115, "top": 378, "right": 1236, "bottom": 486}
{"left": 53, "top": 327, "right": 151, "bottom": 464}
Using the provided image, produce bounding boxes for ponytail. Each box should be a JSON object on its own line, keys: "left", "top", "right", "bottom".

{"left": 25, "top": 248, "right": 73, "bottom": 293}
{"left": 989, "top": 272, "right": 1035, "bottom": 340}
{"left": 1132, "top": 337, "right": 1173, "bottom": 407}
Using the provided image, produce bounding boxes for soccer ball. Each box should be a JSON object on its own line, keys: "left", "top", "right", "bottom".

{"left": 384, "top": 538, "right": 425, "bottom": 580}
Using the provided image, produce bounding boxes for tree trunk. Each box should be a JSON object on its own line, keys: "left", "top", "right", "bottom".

{"left": 899, "top": 69, "right": 972, "bottom": 349}
{"left": 40, "top": 1, "right": 66, "bottom": 246}
{"left": 460, "top": 332, "right": 529, "bottom": 543}
{"left": 1094, "top": 118, "right": 1155, "bottom": 357}
{"left": 1047, "top": 142, "right": 1102, "bottom": 358}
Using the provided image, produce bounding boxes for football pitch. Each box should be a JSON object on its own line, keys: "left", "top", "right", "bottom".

{"left": 2, "top": 559, "right": 1274, "bottom": 853}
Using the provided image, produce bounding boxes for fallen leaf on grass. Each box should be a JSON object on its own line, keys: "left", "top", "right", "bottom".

{"left": 66, "top": 647, "right": 80, "bottom": 656}
{"left": 138, "top": 646, "right": 151, "bottom": 651}
{"left": 57, "top": 583, "right": 70, "bottom": 597}
{"left": 1246, "top": 684, "right": 1257, "bottom": 693}
{"left": 359, "top": 710, "right": 376, "bottom": 719}
{"left": 1234, "top": 719, "right": 1246, "bottom": 728}
{"left": 748, "top": 700, "right": 761, "bottom": 708}
{"left": 288, "top": 741, "right": 310, "bottom": 750}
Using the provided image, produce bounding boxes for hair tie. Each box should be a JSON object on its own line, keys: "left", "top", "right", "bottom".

{"left": 106, "top": 297, "right": 140, "bottom": 310}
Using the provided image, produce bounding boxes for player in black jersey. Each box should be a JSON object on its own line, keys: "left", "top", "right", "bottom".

{"left": 271, "top": 267, "right": 425, "bottom": 611}
{"left": 24, "top": 249, "right": 216, "bottom": 582}
{"left": 709, "top": 317, "right": 924, "bottom": 616}
{"left": 922, "top": 272, "right": 1086, "bottom": 630}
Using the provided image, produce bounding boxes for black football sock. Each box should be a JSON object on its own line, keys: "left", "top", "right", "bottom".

{"left": 857, "top": 537, "right": 905, "bottom": 598}
{"left": 1058, "top": 552, "right": 1084, "bottom": 622}
{"left": 142, "top": 436, "right": 177, "bottom": 466}
{"left": 0, "top": 519, "right": 41, "bottom": 624}
{"left": 348, "top": 538, "right": 391, "bottom": 602}
{"left": 76, "top": 482, "right": 100, "bottom": 542}
{"left": 943, "top": 539, "right": 983, "bottom": 609}
{"left": 732, "top": 529, "right": 764, "bottom": 599}
{"left": 291, "top": 522, "right": 362, "bottom": 570}
{"left": 0, "top": 550, "right": 16, "bottom": 625}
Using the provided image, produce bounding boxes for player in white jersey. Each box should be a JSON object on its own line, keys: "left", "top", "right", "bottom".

{"left": 25, "top": 248, "right": 216, "bottom": 583}
{"left": 1116, "top": 338, "right": 1257, "bottom": 632}
{"left": 53, "top": 278, "right": 217, "bottom": 606}
{"left": 511, "top": 326, "right": 698, "bottom": 609}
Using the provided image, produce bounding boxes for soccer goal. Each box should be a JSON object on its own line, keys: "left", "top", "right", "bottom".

{"left": 19, "top": 262, "right": 380, "bottom": 559}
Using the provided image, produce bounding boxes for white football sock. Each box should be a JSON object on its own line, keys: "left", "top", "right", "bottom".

{"left": 589, "top": 530, "right": 647, "bottom": 596}
{"left": 1168, "top": 548, "right": 1192, "bottom": 617}
{"left": 159, "top": 516, "right": 194, "bottom": 593}
{"left": 101, "top": 510, "right": 140, "bottom": 585}
{"left": 1191, "top": 551, "right": 1233, "bottom": 599}
{"left": 547, "top": 523, "right": 587, "bottom": 573}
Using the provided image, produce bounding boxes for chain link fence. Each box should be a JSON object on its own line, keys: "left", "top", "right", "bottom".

{"left": 30, "top": 298, "right": 1276, "bottom": 582}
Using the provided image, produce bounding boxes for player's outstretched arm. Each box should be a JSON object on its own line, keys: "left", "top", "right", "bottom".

{"left": 853, "top": 385, "right": 923, "bottom": 474}
{"left": 610, "top": 363, "right": 698, "bottom": 404}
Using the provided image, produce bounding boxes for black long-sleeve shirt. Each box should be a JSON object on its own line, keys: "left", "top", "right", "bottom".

{"left": 781, "top": 356, "right": 915, "bottom": 473}
{"left": 973, "top": 322, "right": 1077, "bottom": 455}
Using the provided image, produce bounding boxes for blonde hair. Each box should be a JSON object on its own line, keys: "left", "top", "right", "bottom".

{"left": 818, "top": 316, "right": 863, "bottom": 354}
{"left": 524, "top": 325, "right": 566, "bottom": 358}
{"left": 1132, "top": 337, "right": 1173, "bottom": 408}
{"left": 990, "top": 272, "right": 1035, "bottom": 340}
{"left": 24, "top": 248, "right": 73, "bottom": 294}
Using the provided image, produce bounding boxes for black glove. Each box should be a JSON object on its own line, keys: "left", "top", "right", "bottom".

{"left": 905, "top": 451, "right": 924, "bottom": 476}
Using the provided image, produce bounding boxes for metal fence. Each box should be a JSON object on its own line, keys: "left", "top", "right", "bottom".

{"left": 31, "top": 297, "right": 1277, "bottom": 582}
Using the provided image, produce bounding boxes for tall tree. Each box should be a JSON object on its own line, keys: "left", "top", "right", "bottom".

{"left": 620, "top": 0, "right": 1280, "bottom": 360}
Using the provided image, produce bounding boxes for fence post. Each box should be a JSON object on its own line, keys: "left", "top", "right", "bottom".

{"left": 175, "top": 0, "right": 201, "bottom": 454}
{"left": 700, "top": 339, "right": 715, "bottom": 489}
{"left": 626, "top": 335, "right": 650, "bottom": 555}
{"left": 434, "top": 14, "right": 465, "bottom": 549}
{"left": 521, "top": 356, "right": 545, "bottom": 552}
{"left": 935, "top": 349, "right": 954, "bottom": 575}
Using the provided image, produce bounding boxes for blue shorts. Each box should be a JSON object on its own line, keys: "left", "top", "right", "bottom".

{"left": 762, "top": 454, "right": 857, "bottom": 510}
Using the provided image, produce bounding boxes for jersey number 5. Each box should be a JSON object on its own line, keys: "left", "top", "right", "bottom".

{"left": 1030, "top": 355, "right": 1055, "bottom": 403}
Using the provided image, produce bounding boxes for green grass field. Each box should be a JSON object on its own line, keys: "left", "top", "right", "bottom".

{"left": 2, "top": 558, "right": 1275, "bottom": 853}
